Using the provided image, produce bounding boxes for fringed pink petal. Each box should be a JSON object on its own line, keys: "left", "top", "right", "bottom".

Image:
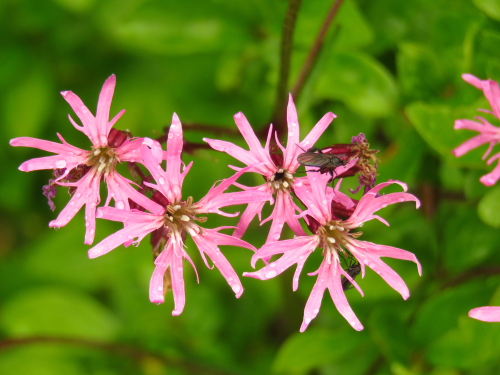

{"left": 48, "top": 170, "right": 100, "bottom": 243}
{"left": 452, "top": 133, "right": 495, "bottom": 158}
{"left": 149, "top": 248, "right": 170, "bottom": 304}
{"left": 141, "top": 139, "right": 174, "bottom": 201}
{"left": 482, "top": 79, "right": 500, "bottom": 119}
{"left": 105, "top": 172, "right": 163, "bottom": 214}
{"left": 233, "top": 200, "right": 267, "bottom": 239}
{"left": 203, "top": 138, "right": 273, "bottom": 176}
{"left": 115, "top": 138, "right": 143, "bottom": 162}
{"left": 246, "top": 236, "right": 318, "bottom": 282}
{"left": 469, "top": 306, "right": 500, "bottom": 322}
{"left": 282, "top": 94, "right": 301, "bottom": 170}
{"left": 10, "top": 136, "right": 86, "bottom": 156}
{"left": 462, "top": 73, "right": 483, "bottom": 89}
{"left": 289, "top": 112, "right": 335, "bottom": 172}
{"left": 96, "top": 206, "right": 162, "bottom": 224}
{"left": 345, "top": 240, "right": 419, "bottom": 300}
{"left": 17, "top": 154, "right": 84, "bottom": 173}
{"left": 88, "top": 219, "right": 161, "bottom": 258}
{"left": 205, "top": 228, "right": 256, "bottom": 251}
{"left": 60, "top": 90, "right": 99, "bottom": 146}
{"left": 345, "top": 180, "right": 420, "bottom": 228}
{"left": 480, "top": 158, "right": 500, "bottom": 186}
{"left": 165, "top": 114, "right": 184, "bottom": 195}
{"left": 95, "top": 74, "right": 116, "bottom": 143}
{"left": 191, "top": 231, "right": 244, "bottom": 298}
{"left": 233, "top": 111, "right": 275, "bottom": 167}
{"left": 107, "top": 109, "right": 126, "bottom": 134}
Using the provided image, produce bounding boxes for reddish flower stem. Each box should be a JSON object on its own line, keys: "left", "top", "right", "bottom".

{"left": 0, "top": 336, "right": 241, "bottom": 375}
{"left": 291, "top": 0, "right": 345, "bottom": 102}
{"left": 269, "top": 0, "right": 304, "bottom": 138}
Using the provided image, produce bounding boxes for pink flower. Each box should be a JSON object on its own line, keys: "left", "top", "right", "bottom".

{"left": 88, "top": 114, "right": 272, "bottom": 315}
{"left": 469, "top": 306, "right": 500, "bottom": 322}
{"left": 10, "top": 75, "right": 162, "bottom": 244}
{"left": 203, "top": 94, "right": 335, "bottom": 244}
{"left": 244, "top": 170, "right": 421, "bottom": 331}
{"left": 453, "top": 74, "right": 500, "bottom": 186}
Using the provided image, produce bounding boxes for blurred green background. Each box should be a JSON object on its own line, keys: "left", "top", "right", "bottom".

{"left": 3, "top": 0, "right": 500, "bottom": 374}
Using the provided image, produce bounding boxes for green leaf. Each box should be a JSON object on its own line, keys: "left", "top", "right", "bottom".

{"left": 397, "top": 43, "right": 444, "bottom": 101}
{"left": 443, "top": 206, "right": 500, "bottom": 271}
{"left": 272, "top": 327, "right": 368, "bottom": 374}
{"left": 368, "top": 308, "right": 411, "bottom": 364}
{"left": 315, "top": 51, "right": 398, "bottom": 118}
{"left": 405, "top": 102, "right": 485, "bottom": 165}
{"left": 411, "top": 281, "right": 494, "bottom": 347}
{"left": 472, "top": 0, "right": 500, "bottom": 20}
{"left": 478, "top": 185, "right": 500, "bottom": 228}
{"left": 0, "top": 287, "right": 120, "bottom": 340}
{"left": 427, "top": 315, "right": 500, "bottom": 368}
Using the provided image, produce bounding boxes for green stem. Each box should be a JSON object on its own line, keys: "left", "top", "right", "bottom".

{"left": 270, "top": 0, "right": 303, "bottom": 135}
{"left": 291, "top": 0, "right": 345, "bottom": 101}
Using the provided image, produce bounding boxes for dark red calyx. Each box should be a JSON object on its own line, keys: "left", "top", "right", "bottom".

{"left": 305, "top": 214, "right": 321, "bottom": 234}
{"left": 107, "top": 128, "right": 131, "bottom": 148}
{"left": 151, "top": 191, "right": 169, "bottom": 207}
{"left": 331, "top": 199, "right": 358, "bottom": 220}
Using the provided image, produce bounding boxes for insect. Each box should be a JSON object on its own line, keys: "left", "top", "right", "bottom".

{"left": 297, "top": 147, "right": 346, "bottom": 185}
{"left": 341, "top": 260, "right": 361, "bottom": 291}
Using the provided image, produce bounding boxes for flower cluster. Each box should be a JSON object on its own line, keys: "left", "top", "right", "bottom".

{"left": 453, "top": 73, "right": 500, "bottom": 323}
{"left": 11, "top": 75, "right": 422, "bottom": 331}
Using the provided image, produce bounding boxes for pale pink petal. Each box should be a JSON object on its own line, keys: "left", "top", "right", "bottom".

{"left": 149, "top": 251, "right": 169, "bottom": 304}
{"left": 452, "top": 134, "right": 494, "bottom": 158}
{"left": 233, "top": 200, "right": 267, "bottom": 238}
{"left": 200, "top": 190, "right": 271, "bottom": 216}
{"left": 205, "top": 228, "right": 257, "bottom": 251}
{"left": 330, "top": 179, "right": 355, "bottom": 209}
{"left": 345, "top": 240, "right": 419, "bottom": 300}
{"left": 191, "top": 231, "right": 244, "bottom": 298}
{"left": 141, "top": 140, "right": 173, "bottom": 201}
{"left": 245, "top": 236, "right": 319, "bottom": 291}
{"left": 462, "top": 73, "right": 483, "bottom": 89}
{"left": 300, "top": 257, "right": 363, "bottom": 332}
{"left": 203, "top": 138, "right": 273, "bottom": 176}
{"left": 169, "top": 247, "right": 187, "bottom": 316}
{"left": 10, "top": 136, "right": 85, "bottom": 156}
{"left": 165, "top": 114, "right": 184, "bottom": 196}
{"left": 282, "top": 94, "right": 301, "bottom": 169}
{"left": 480, "top": 158, "right": 500, "bottom": 186}
{"left": 115, "top": 138, "right": 144, "bottom": 162}
{"left": 48, "top": 170, "right": 101, "bottom": 244}
{"left": 469, "top": 306, "right": 500, "bottom": 322}
{"left": 454, "top": 118, "right": 497, "bottom": 133}
{"left": 262, "top": 192, "right": 307, "bottom": 246}
{"left": 96, "top": 206, "right": 162, "bottom": 224}
{"left": 60, "top": 90, "right": 99, "bottom": 146}
{"left": 294, "top": 173, "right": 331, "bottom": 225}
{"left": 345, "top": 180, "right": 420, "bottom": 228}
{"left": 287, "top": 112, "right": 335, "bottom": 172}
{"left": 17, "top": 154, "right": 84, "bottom": 173}
{"left": 195, "top": 164, "right": 269, "bottom": 213}
{"left": 95, "top": 75, "right": 116, "bottom": 143}
{"left": 105, "top": 172, "right": 163, "bottom": 214}
{"left": 233, "top": 111, "right": 275, "bottom": 167}
{"left": 88, "top": 219, "right": 162, "bottom": 258}
{"left": 482, "top": 79, "right": 500, "bottom": 119}
{"left": 107, "top": 109, "right": 126, "bottom": 134}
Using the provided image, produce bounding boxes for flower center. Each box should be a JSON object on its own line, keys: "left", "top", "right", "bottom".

{"left": 267, "top": 168, "right": 294, "bottom": 192}
{"left": 317, "top": 221, "right": 362, "bottom": 264}
{"left": 162, "top": 196, "right": 207, "bottom": 236}
{"left": 86, "top": 146, "right": 119, "bottom": 175}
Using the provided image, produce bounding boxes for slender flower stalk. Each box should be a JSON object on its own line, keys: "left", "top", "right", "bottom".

{"left": 10, "top": 75, "right": 162, "bottom": 244}
{"left": 88, "top": 114, "right": 272, "bottom": 315}
{"left": 453, "top": 74, "right": 500, "bottom": 186}
{"left": 204, "top": 94, "right": 339, "bottom": 244}
{"left": 244, "top": 170, "right": 421, "bottom": 331}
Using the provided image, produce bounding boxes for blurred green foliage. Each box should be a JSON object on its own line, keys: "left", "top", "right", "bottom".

{"left": 2, "top": 0, "right": 500, "bottom": 374}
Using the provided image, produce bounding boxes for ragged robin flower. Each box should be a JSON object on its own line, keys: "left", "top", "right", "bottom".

{"left": 203, "top": 94, "right": 339, "bottom": 244}
{"left": 453, "top": 74, "right": 500, "bottom": 186}
{"left": 10, "top": 75, "right": 162, "bottom": 244}
{"left": 244, "top": 169, "right": 421, "bottom": 332}
{"left": 88, "top": 114, "right": 272, "bottom": 315}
